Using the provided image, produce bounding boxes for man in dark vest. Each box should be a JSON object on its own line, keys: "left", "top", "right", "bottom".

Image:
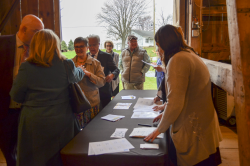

{"left": 118, "top": 35, "right": 151, "bottom": 90}
{"left": 0, "top": 14, "right": 44, "bottom": 166}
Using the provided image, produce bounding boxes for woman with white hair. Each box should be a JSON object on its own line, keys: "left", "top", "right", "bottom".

{"left": 104, "top": 40, "right": 120, "bottom": 98}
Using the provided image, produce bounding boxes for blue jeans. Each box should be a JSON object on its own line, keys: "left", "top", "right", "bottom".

{"left": 157, "top": 76, "right": 163, "bottom": 89}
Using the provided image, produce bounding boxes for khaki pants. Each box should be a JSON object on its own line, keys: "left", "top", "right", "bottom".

{"left": 123, "top": 82, "right": 144, "bottom": 90}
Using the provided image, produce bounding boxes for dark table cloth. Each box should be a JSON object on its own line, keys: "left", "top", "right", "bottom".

{"left": 61, "top": 90, "right": 169, "bottom": 166}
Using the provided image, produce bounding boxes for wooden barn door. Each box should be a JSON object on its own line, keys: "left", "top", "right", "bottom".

{"left": 0, "top": 0, "right": 61, "bottom": 39}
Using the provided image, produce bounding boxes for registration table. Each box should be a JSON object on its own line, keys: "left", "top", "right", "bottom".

{"left": 60, "top": 90, "right": 169, "bottom": 166}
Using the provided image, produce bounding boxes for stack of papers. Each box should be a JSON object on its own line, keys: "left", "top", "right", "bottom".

{"left": 132, "top": 98, "right": 160, "bottom": 119}
{"left": 101, "top": 114, "right": 125, "bottom": 122}
{"left": 129, "top": 127, "right": 164, "bottom": 138}
{"left": 114, "top": 103, "right": 132, "bottom": 109}
{"left": 121, "top": 95, "right": 136, "bottom": 100}
{"left": 110, "top": 128, "right": 128, "bottom": 138}
{"left": 140, "top": 144, "right": 159, "bottom": 150}
{"left": 134, "top": 98, "right": 154, "bottom": 108}
{"left": 88, "top": 138, "right": 134, "bottom": 155}
{"left": 131, "top": 112, "right": 159, "bottom": 119}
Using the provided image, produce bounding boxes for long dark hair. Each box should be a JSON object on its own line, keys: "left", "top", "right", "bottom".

{"left": 154, "top": 24, "right": 196, "bottom": 66}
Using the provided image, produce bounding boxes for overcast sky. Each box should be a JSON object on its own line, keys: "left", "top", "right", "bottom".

{"left": 60, "top": 0, "right": 173, "bottom": 46}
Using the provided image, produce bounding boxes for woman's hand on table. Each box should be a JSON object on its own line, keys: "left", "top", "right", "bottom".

{"left": 153, "top": 96, "right": 161, "bottom": 103}
{"left": 153, "top": 113, "right": 163, "bottom": 123}
{"left": 144, "top": 128, "right": 161, "bottom": 143}
{"left": 153, "top": 104, "right": 165, "bottom": 112}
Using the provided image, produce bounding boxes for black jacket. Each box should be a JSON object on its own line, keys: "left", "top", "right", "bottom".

{"left": 92, "top": 50, "right": 120, "bottom": 98}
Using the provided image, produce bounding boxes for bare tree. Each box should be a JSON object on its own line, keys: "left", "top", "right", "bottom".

{"left": 97, "top": 0, "right": 149, "bottom": 49}
{"left": 137, "top": 16, "right": 153, "bottom": 31}
{"left": 158, "top": 9, "right": 173, "bottom": 27}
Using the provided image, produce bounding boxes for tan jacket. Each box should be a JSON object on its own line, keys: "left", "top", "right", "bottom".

{"left": 120, "top": 47, "right": 150, "bottom": 83}
{"left": 158, "top": 51, "right": 222, "bottom": 166}
{"left": 72, "top": 55, "right": 105, "bottom": 107}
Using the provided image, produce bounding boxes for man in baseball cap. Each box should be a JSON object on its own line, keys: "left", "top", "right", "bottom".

{"left": 127, "top": 34, "right": 138, "bottom": 41}
{"left": 118, "top": 34, "right": 150, "bottom": 90}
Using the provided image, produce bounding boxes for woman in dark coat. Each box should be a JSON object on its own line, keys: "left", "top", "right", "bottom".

{"left": 10, "top": 29, "right": 85, "bottom": 166}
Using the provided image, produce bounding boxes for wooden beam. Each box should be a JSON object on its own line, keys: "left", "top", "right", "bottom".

{"left": 201, "top": 58, "right": 233, "bottom": 95}
{"left": 226, "top": 0, "right": 250, "bottom": 165}
{"left": 54, "top": 0, "right": 61, "bottom": 39}
{"left": 0, "top": 0, "right": 20, "bottom": 33}
{"left": 179, "top": 0, "right": 186, "bottom": 38}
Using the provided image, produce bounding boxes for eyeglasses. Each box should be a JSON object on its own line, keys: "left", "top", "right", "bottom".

{"left": 89, "top": 44, "right": 99, "bottom": 47}
{"left": 74, "top": 45, "right": 86, "bottom": 49}
{"left": 106, "top": 45, "right": 112, "bottom": 48}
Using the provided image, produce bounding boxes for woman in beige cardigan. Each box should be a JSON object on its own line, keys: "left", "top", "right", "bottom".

{"left": 144, "top": 25, "right": 222, "bottom": 166}
{"left": 72, "top": 37, "right": 105, "bottom": 128}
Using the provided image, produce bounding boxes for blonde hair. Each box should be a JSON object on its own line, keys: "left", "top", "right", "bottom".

{"left": 104, "top": 40, "right": 114, "bottom": 48}
{"left": 27, "top": 29, "right": 66, "bottom": 67}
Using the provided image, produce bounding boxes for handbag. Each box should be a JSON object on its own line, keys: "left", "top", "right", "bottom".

{"left": 64, "top": 60, "right": 91, "bottom": 113}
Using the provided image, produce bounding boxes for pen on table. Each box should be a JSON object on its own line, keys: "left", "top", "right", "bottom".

{"left": 138, "top": 123, "right": 152, "bottom": 127}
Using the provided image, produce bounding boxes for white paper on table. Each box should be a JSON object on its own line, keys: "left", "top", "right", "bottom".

{"left": 133, "top": 105, "right": 156, "bottom": 112}
{"left": 141, "top": 60, "right": 157, "bottom": 67}
{"left": 111, "top": 128, "right": 128, "bottom": 138}
{"left": 134, "top": 98, "right": 154, "bottom": 109}
{"left": 114, "top": 103, "right": 132, "bottom": 109}
{"left": 143, "top": 97, "right": 154, "bottom": 100}
{"left": 116, "top": 103, "right": 133, "bottom": 106}
{"left": 121, "top": 95, "right": 136, "bottom": 100}
{"left": 129, "top": 127, "right": 164, "bottom": 138}
{"left": 114, "top": 105, "right": 131, "bottom": 109}
{"left": 88, "top": 142, "right": 95, "bottom": 155}
{"left": 88, "top": 138, "right": 134, "bottom": 155}
{"left": 131, "top": 111, "right": 159, "bottom": 119}
{"left": 101, "top": 114, "right": 125, "bottom": 122}
{"left": 140, "top": 144, "right": 159, "bottom": 149}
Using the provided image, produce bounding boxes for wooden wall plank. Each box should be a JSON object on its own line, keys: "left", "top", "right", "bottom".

{"left": 0, "top": 0, "right": 21, "bottom": 35}
{"left": 8, "top": 0, "right": 21, "bottom": 34}
{"left": 226, "top": 0, "right": 250, "bottom": 165}
{"left": 0, "top": 0, "right": 12, "bottom": 24}
{"left": 54, "top": 0, "right": 61, "bottom": 39}
{"left": 21, "top": 0, "right": 39, "bottom": 18}
{"left": 39, "top": 0, "right": 54, "bottom": 30}
{"left": 201, "top": 58, "right": 233, "bottom": 95}
{"left": 179, "top": 0, "right": 186, "bottom": 39}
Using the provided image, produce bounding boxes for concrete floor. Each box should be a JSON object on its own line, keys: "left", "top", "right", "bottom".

{"left": 0, "top": 125, "right": 239, "bottom": 166}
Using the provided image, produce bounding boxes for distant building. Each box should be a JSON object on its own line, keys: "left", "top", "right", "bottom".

{"left": 131, "top": 29, "right": 154, "bottom": 47}
{"left": 113, "top": 30, "right": 154, "bottom": 50}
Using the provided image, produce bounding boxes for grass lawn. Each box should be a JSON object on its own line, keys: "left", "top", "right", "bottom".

{"left": 118, "top": 75, "right": 157, "bottom": 91}
{"left": 62, "top": 47, "right": 158, "bottom": 90}
{"left": 61, "top": 47, "right": 157, "bottom": 59}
